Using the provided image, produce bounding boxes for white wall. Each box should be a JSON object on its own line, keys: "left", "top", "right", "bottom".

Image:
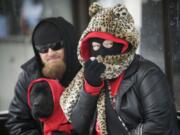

{"left": 0, "top": 40, "right": 33, "bottom": 110}
{"left": 43, "top": 0, "right": 73, "bottom": 23}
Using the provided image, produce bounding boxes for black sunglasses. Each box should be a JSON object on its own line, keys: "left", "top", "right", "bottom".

{"left": 35, "top": 41, "right": 64, "bottom": 53}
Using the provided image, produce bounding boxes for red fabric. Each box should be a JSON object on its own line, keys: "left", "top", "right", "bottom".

{"left": 109, "top": 71, "right": 125, "bottom": 97}
{"left": 84, "top": 79, "right": 104, "bottom": 95}
{"left": 96, "top": 121, "right": 102, "bottom": 135}
{"left": 27, "top": 78, "right": 72, "bottom": 135}
{"left": 80, "top": 32, "right": 129, "bottom": 61}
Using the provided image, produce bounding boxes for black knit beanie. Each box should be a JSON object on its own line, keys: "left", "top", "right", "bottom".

{"left": 33, "top": 22, "right": 62, "bottom": 47}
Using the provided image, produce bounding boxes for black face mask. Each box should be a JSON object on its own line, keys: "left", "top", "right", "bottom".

{"left": 89, "top": 38, "right": 124, "bottom": 57}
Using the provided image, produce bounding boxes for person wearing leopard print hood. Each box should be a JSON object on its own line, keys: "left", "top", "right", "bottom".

{"left": 60, "top": 2, "right": 180, "bottom": 135}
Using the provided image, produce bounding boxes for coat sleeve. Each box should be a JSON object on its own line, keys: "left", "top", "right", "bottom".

{"left": 130, "top": 65, "right": 177, "bottom": 135}
{"left": 6, "top": 71, "right": 42, "bottom": 135}
{"left": 71, "top": 87, "right": 99, "bottom": 135}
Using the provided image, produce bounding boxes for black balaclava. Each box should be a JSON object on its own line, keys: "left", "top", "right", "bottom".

{"left": 32, "top": 17, "right": 81, "bottom": 87}
{"left": 89, "top": 38, "right": 124, "bottom": 57}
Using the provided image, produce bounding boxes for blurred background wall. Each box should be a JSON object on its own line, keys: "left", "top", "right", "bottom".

{"left": 0, "top": 0, "right": 179, "bottom": 111}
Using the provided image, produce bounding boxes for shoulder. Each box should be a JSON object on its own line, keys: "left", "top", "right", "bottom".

{"left": 127, "top": 54, "right": 167, "bottom": 92}
{"left": 17, "top": 57, "right": 41, "bottom": 91}
{"left": 125, "top": 54, "right": 164, "bottom": 80}
{"left": 16, "top": 70, "right": 38, "bottom": 92}
{"left": 133, "top": 55, "right": 171, "bottom": 98}
{"left": 135, "top": 55, "right": 164, "bottom": 78}
{"left": 139, "top": 55, "right": 162, "bottom": 70}
{"left": 21, "top": 56, "right": 41, "bottom": 75}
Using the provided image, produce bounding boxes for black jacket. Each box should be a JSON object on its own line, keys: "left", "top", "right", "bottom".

{"left": 6, "top": 57, "right": 43, "bottom": 135}
{"left": 71, "top": 55, "right": 180, "bottom": 135}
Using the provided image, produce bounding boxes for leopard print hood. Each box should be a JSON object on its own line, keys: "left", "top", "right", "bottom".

{"left": 78, "top": 2, "right": 140, "bottom": 63}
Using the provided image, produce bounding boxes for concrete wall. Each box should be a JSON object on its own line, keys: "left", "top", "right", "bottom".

{"left": 140, "top": 0, "right": 165, "bottom": 72}
{"left": 0, "top": 39, "right": 33, "bottom": 110}
{"left": 0, "top": 0, "right": 73, "bottom": 111}
{"left": 43, "top": 0, "right": 73, "bottom": 23}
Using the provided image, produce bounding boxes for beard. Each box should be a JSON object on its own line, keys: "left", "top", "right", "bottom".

{"left": 42, "top": 59, "right": 66, "bottom": 80}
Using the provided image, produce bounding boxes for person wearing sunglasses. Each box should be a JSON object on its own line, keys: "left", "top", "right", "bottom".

{"left": 6, "top": 17, "right": 81, "bottom": 135}
{"left": 60, "top": 3, "right": 180, "bottom": 135}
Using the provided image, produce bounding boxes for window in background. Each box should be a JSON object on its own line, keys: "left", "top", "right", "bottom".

{"left": 0, "top": 0, "right": 21, "bottom": 38}
{"left": 20, "top": 0, "right": 43, "bottom": 36}
{"left": 0, "top": 0, "right": 74, "bottom": 38}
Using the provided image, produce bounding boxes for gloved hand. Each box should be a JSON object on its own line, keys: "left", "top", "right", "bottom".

{"left": 84, "top": 58, "right": 106, "bottom": 86}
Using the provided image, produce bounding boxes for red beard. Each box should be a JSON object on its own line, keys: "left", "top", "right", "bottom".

{"left": 42, "top": 59, "right": 66, "bottom": 80}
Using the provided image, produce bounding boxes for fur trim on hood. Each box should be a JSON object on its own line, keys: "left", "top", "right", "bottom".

{"left": 77, "top": 2, "right": 139, "bottom": 63}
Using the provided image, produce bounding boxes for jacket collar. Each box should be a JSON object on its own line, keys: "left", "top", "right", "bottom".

{"left": 115, "top": 54, "right": 141, "bottom": 107}
{"left": 124, "top": 54, "right": 140, "bottom": 79}
{"left": 21, "top": 56, "right": 40, "bottom": 74}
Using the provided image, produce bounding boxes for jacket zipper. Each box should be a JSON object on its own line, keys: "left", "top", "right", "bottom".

{"left": 117, "top": 115, "right": 130, "bottom": 135}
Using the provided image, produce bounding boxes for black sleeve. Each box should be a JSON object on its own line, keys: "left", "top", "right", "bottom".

{"left": 131, "top": 66, "right": 177, "bottom": 135}
{"left": 6, "top": 71, "right": 42, "bottom": 135}
{"left": 71, "top": 88, "right": 99, "bottom": 135}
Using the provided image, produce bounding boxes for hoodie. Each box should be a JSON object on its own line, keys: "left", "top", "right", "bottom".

{"left": 27, "top": 78, "right": 73, "bottom": 135}
{"left": 31, "top": 17, "right": 81, "bottom": 86}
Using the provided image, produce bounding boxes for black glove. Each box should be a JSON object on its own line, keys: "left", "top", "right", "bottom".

{"left": 84, "top": 59, "right": 106, "bottom": 86}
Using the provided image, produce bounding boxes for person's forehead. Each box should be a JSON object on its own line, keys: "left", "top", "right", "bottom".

{"left": 33, "top": 22, "right": 62, "bottom": 46}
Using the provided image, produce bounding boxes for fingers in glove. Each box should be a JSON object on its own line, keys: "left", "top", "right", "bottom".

{"left": 93, "top": 62, "right": 106, "bottom": 77}
{"left": 84, "top": 59, "right": 92, "bottom": 68}
{"left": 85, "top": 60, "right": 98, "bottom": 71}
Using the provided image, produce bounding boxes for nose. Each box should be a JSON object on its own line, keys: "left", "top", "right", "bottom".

{"left": 97, "top": 48, "right": 108, "bottom": 57}
{"left": 99, "top": 50, "right": 107, "bottom": 57}
{"left": 91, "top": 48, "right": 107, "bottom": 57}
{"left": 47, "top": 48, "right": 55, "bottom": 55}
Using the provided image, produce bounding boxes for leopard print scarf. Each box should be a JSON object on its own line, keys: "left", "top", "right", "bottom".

{"left": 60, "top": 50, "right": 135, "bottom": 134}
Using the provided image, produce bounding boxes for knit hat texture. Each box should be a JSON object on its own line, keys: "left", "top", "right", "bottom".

{"left": 33, "top": 22, "right": 62, "bottom": 47}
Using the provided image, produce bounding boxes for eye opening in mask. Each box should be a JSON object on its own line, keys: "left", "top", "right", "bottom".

{"left": 35, "top": 41, "right": 64, "bottom": 53}
{"left": 102, "top": 40, "right": 113, "bottom": 48}
{"left": 89, "top": 38, "right": 129, "bottom": 53}
{"left": 91, "top": 41, "right": 101, "bottom": 51}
